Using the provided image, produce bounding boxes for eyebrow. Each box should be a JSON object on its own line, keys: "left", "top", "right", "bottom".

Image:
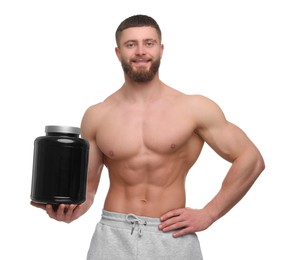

{"left": 123, "top": 38, "right": 158, "bottom": 45}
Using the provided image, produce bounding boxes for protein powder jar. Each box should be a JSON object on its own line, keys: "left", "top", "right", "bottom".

{"left": 30, "top": 125, "right": 89, "bottom": 208}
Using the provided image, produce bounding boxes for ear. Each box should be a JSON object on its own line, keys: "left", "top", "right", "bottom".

{"left": 160, "top": 44, "right": 164, "bottom": 58}
{"left": 115, "top": 47, "right": 121, "bottom": 61}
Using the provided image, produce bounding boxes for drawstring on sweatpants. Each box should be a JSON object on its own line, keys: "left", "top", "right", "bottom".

{"left": 125, "top": 214, "right": 147, "bottom": 237}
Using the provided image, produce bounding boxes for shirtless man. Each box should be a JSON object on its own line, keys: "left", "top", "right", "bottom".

{"left": 31, "top": 15, "right": 265, "bottom": 259}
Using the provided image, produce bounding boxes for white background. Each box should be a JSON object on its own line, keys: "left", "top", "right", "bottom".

{"left": 1, "top": 0, "right": 285, "bottom": 259}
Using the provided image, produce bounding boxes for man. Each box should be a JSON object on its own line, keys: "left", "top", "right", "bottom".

{"left": 31, "top": 15, "right": 265, "bottom": 259}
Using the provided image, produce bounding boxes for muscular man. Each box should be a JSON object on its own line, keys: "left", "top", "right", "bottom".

{"left": 31, "top": 15, "right": 265, "bottom": 259}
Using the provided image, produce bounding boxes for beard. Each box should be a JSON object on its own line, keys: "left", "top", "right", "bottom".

{"left": 121, "top": 57, "right": 161, "bottom": 83}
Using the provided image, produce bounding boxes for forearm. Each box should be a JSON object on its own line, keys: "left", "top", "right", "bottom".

{"left": 203, "top": 148, "right": 265, "bottom": 222}
{"left": 85, "top": 167, "right": 102, "bottom": 207}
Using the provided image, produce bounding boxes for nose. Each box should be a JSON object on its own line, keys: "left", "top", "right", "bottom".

{"left": 135, "top": 43, "right": 146, "bottom": 55}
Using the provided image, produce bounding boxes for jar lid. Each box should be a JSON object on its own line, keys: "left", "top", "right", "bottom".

{"left": 45, "top": 125, "right": 80, "bottom": 135}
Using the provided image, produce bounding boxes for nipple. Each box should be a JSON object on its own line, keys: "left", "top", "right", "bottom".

{"left": 170, "top": 144, "right": 176, "bottom": 150}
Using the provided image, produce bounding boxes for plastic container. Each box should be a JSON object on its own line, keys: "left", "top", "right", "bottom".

{"left": 30, "top": 125, "right": 89, "bottom": 207}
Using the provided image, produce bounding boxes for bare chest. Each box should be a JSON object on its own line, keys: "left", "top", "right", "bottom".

{"left": 96, "top": 104, "right": 196, "bottom": 159}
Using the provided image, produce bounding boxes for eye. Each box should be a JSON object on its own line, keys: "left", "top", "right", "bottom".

{"left": 126, "top": 42, "right": 136, "bottom": 49}
{"left": 145, "top": 41, "right": 155, "bottom": 48}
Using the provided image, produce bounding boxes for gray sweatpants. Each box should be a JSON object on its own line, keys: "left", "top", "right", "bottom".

{"left": 87, "top": 210, "right": 203, "bottom": 260}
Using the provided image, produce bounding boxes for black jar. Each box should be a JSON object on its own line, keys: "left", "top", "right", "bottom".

{"left": 31, "top": 125, "right": 89, "bottom": 207}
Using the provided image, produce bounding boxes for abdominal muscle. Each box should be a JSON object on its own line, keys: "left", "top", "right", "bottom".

{"left": 103, "top": 184, "right": 186, "bottom": 218}
{"left": 102, "top": 157, "right": 188, "bottom": 218}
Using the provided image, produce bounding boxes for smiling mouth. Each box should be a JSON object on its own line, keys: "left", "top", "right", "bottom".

{"left": 132, "top": 56, "right": 151, "bottom": 61}
{"left": 132, "top": 59, "right": 151, "bottom": 66}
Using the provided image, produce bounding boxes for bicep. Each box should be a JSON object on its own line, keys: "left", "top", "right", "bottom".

{"left": 194, "top": 98, "right": 252, "bottom": 162}
{"left": 86, "top": 140, "right": 104, "bottom": 192}
{"left": 80, "top": 106, "right": 104, "bottom": 193}
{"left": 203, "top": 122, "right": 252, "bottom": 162}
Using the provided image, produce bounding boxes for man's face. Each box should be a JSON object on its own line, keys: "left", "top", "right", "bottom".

{"left": 116, "top": 27, "right": 164, "bottom": 82}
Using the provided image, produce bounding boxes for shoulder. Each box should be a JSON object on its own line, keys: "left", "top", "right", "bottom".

{"left": 82, "top": 92, "right": 120, "bottom": 120}
{"left": 163, "top": 85, "right": 225, "bottom": 119}
{"left": 164, "top": 85, "right": 215, "bottom": 106}
{"left": 80, "top": 91, "right": 122, "bottom": 138}
{"left": 81, "top": 102, "right": 105, "bottom": 124}
{"left": 174, "top": 93, "right": 223, "bottom": 113}
{"left": 181, "top": 94, "right": 227, "bottom": 128}
{"left": 183, "top": 94, "right": 217, "bottom": 106}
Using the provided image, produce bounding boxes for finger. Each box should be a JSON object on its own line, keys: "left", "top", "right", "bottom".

{"left": 161, "top": 220, "right": 187, "bottom": 232}
{"left": 160, "top": 208, "right": 184, "bottom": 222}
{"left": 56, "top": 204, "right": 67, "bottom": 218}
{"left": 159, "top": 215, "right": 182, "bottom": 230}
{"left": 30, "top": 201, "right": 46, "bottom": 210}
{"left": 173, "top": 227, "right": 195, "bottom": 238}
{"left": 64, "top": 204, "right": 80, "bottom": 223}
{"left": 46, "top": 204, "right": 56, "bottom": 218}
{"left": 65, "top": 204, "right": 76, "bottom": 217}
{"left": 63, "top": 204, "right": 70, "bottom": 214}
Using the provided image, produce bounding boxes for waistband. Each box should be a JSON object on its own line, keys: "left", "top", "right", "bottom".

{"left": 100, "top": 210, "right": 162, "bottom": 236}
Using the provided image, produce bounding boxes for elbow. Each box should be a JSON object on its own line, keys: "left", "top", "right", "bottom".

{"left": 255, "top": 152, "right": 265, "bottom": 177}
{"left": 260, "top": 158, "right": 266, "bottom": 173}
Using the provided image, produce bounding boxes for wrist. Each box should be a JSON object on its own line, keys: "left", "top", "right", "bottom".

{"left": 202, "top": 205, "right": 220, "bottom": 224}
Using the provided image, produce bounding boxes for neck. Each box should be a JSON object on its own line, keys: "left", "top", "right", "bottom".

{"left": 121, "top": 75, "right": 164, "bottom": 103}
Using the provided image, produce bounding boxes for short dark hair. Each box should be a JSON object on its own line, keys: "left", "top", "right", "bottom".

{"left": 115, "top": 14, "right": 162, "bottom": 46}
